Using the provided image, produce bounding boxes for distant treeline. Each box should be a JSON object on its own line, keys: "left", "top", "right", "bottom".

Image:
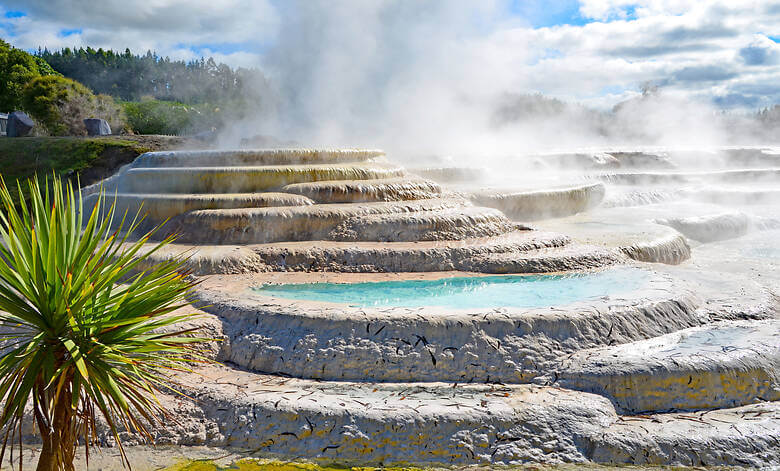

{"left": 757, "top": 105, "right": 780, "bottom": 126}
{"left": 36, "top": 47, "right": 269, "bottom": 105}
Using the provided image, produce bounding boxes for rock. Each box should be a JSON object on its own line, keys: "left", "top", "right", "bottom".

{"left": 83, "top": 118, "right": 112, "bottom": 136}
{"left": 193, "top": 129, "right": 217, "bottom": 142}
{"left": 6, "top": 111, "right": 34, "bottom": 137}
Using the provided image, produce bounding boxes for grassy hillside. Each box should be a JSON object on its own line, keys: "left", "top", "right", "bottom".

{"left": 0, "top": 135, "right": 196, "bottom": 187}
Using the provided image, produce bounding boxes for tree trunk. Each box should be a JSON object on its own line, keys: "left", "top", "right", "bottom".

{"left": 36, "top": 435, "right": 58, "bottom": 471}
{"left": 35, "top": 378, "right": 75, "bottom": 471}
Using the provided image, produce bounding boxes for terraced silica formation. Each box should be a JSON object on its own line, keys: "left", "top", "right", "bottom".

{"left": 468, "top": 182, "right": 606, "bottom": 220}
{"left": 89, "top": 148, "right": 616, "bottom": 270}
{"left": 282, "top": 177, "right": 443, "bottom": 203}
{"left": 80, "top": 147, "right": 780, "bottom": 468}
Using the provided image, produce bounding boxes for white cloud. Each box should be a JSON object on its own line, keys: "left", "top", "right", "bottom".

{"left": 579, "top": 0, "right": 699, "bottom": 20}
{"left": 0, "top": 0, "right": 278, "bottom": 63}
{"left": 517, "top": 1, "right": 780, "bottom": 109}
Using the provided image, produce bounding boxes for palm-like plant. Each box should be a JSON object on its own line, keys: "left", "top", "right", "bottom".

{"left": 0, "top": 175, "right": 205, "bottom": 471}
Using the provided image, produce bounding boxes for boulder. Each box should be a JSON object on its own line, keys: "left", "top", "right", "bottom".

{"left": 83, "top": 118, "right": 111, "bottom": 136}
{"left": 6, "top": 111, "right": 34, "bottom": 137}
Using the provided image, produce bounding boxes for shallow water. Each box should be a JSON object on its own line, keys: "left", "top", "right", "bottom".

{"left": 253, "top": 267, "right": 650, "bottom": 309}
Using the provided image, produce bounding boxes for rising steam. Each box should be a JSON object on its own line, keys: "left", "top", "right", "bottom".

{"left": 216, "top": 0, "right": 774, "bottom": 168}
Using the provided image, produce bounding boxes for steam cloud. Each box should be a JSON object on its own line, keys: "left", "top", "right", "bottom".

{"left": 219, "top": 0, "right": 776, "bottom": 164}
{"left": 225, "top": 0, "right": 525, "bottom": 160}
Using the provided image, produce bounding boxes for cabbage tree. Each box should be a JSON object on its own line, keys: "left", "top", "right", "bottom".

{"left": 0, "top": 176, "right": 204, "bottom": 471}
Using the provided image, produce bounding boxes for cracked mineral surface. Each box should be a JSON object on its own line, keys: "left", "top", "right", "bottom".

{"left": 65, "top": 147, "right": 780, "bottom": 467}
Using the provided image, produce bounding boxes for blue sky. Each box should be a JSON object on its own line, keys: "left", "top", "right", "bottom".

{"left": 511, "top": 0, "right": 591, "bottom": 27}
{"left": 0, "top": 0, "right": 779, "bottom": 110}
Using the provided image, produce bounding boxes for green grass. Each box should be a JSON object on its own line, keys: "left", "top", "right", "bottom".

{"left": 0, "top": 136, "right": 149, "bottom": 183}
{"left": 0, "top": 136, "right": 154, "bottom": 211}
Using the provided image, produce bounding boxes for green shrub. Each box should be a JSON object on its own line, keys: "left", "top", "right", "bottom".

{"left": 21, "top": 75, "right": 126, "bottom": 136}
{"left": 121, "top": 98, "right": 212, "bottom": 135}
{"left": 0, "top": 39, "right": 60, "bottom": 111}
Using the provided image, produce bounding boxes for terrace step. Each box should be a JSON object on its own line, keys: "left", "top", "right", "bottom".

{"left": 163, "top": 364, "right": 780, "bottom": 466}
{"left": 468, "top": 182, "right": 605, "bottom": 221}
{"left": 329, "top": 206, "right": 517, "bottom": 242}
{"left": 601, "top": 187, "right": 685, "bottom": 208}
{"left": 167, "top": 198, "right": 469, "bottom": 244}
{"left": 248, "top": 230, "right": 572, "bottom": 272}
{"left": 535, "top": 216, "right": 691, "bottom": 265}
{"left": 556, "top": 320, "right": 780, "bottom": 414}
{"left": 85, "top": 192, "right": 314, "bottom": 222}
{"left": 281, "top": 177, "right": 442, "bottom": 203}
{"left": 655, "top": 212, "right": 751, "bottom": 243}
{"left": 119, "top": 162, "right": 407, "bottom": 194}
{"left": 131, "top": 148, "right": 386, "bottom": 167}
{"left": 196, "top": 268, "right": 709, "bottom": 383}
{"left": 618, "top": 232, "right": 691, "bottom": 264}
{"left": 168, "top": 364, "right": 617, "bottom": 465}
{"left": 589, "top": 400, "right": 780, "bottom": 467}
{"left": 597, "top": 168, "right": 780, "bottom": 185}
{"left": 467, "top": 244, "right": 624, "bottom": 273}
{"left": 530, "top": 151, "right": 675, "bottom": 170}
{"left": 133, "top": 230, "right": 573, "bottom": 274}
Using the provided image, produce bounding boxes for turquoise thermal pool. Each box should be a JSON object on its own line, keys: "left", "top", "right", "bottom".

{"left": 252, "top": 267, "right": 652, "bottom": 309}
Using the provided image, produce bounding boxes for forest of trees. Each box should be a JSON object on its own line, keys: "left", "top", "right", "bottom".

{"left": 36, "top": 47, "right": 269, "bottom": 105}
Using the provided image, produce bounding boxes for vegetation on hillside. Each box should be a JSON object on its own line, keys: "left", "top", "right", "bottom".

{"left": 37, "top": 47, "right": 270, "bottom": 106}
{"left": 21, "top": 75, "right": 127, "bottom": 135}
{"left": 1, "top": 39, "right": 128, "bottom": 137}
{"left": 121, "top": 98, "right": 216, "bottom": 135}
{"left": 1, "top": 39, "right": 269, "bottom": 137}
{"left": 0, "top": 175, "right": 206, "bottom": 471}
{"left": 33, "top": 46, "right": 273, "bottom": 136}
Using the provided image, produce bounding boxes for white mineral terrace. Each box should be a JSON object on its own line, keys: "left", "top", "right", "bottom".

{"left": 72, "top": 147, "right": 780, "bottom": 467}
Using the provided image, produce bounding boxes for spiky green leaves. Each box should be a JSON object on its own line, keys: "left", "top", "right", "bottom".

{"left": 0, "top": 175, "right": 206, "bottom": 470}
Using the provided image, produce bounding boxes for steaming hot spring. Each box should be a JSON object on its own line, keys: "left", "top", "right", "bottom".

{"left": 82, "top": 146, "right": 780, "bottom": 467}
